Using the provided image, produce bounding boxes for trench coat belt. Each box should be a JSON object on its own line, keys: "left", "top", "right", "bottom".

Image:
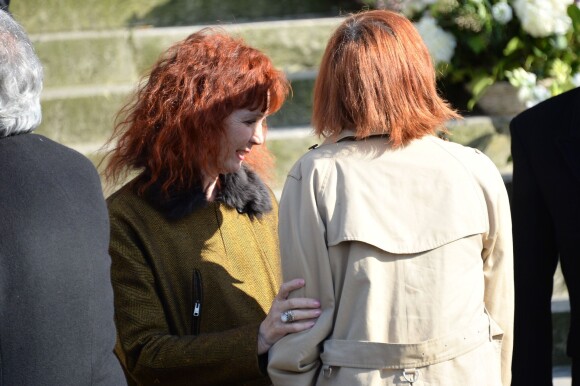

{"left": 320, "top": 312, "right": 500, "bottom": 370}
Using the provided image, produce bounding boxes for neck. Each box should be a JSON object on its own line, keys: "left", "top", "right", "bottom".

{"left": 203, "top": 175, "right": 219, "bottom": 201}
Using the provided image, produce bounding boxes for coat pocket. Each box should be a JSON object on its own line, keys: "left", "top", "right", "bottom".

{"left": 191, "top": 269, "right": 203, "bottom": 335}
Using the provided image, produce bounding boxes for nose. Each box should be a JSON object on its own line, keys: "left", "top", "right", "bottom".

{"left": 250, "top": 122, "right": 265, "bottom": 145}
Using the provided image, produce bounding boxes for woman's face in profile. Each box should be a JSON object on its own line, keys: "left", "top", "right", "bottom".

{"left": 218, "top": 107, "right": 267, "bottom": 174}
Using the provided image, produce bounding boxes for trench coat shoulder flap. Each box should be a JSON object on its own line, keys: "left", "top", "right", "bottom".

{"left": 287, "top": 135, "right": 500, "bottom": 254}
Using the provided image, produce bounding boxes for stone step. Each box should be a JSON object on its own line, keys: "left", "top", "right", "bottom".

{"left": 553, "top": 366, "right": 572, "bottom": 386}
{"left": 553, "top": 298, "right": 572, "bottom": 367}
{"left": 11, "top": 0, "right": 356, "bottom": 35}
{"left": 29, "top": 19, "right": 339, "bottom": 89}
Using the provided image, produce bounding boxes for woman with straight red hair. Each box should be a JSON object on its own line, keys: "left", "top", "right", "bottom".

{"left": 104, "top": 28, "right": 321, "bottom": 386}
{"left": 269, "top": 10, "right": 513, "bottom": 386}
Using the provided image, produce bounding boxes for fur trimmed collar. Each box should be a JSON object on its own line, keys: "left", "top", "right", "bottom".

{"left": 145, "top": 165, "right": 272, "bottom": 221}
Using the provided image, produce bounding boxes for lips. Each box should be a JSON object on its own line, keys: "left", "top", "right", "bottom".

{"left": 237, "top": 149, "right": 250, "bottom": 161}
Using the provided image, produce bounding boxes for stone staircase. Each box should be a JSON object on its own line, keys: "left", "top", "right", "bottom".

{"left": 29, "top": 19, "right": 340, "bottom": 165}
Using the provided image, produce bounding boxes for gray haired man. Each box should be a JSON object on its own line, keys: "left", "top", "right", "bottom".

{"left": 0, "top": 10, "right": 125, "bottom": 385}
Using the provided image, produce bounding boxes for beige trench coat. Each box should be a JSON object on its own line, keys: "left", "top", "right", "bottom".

{"left": 268, "top": 133, "right": 514, "bottom": 386}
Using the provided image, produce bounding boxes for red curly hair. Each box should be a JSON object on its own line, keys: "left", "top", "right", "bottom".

{"left": 312, "top": 10, "right": 460, "bottom": 147}
{"left": 104, "top": 28, "right": 289, "bottom": 196}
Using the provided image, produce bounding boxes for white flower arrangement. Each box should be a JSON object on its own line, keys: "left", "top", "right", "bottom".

{"left": 363, "top": 0, "right": 580, "bottom": 110}
{"left": 512, "top": 0, "right": 573, "bottom": 37}
{"left": 414, "top": 15, "right": 456, "bottom": 64}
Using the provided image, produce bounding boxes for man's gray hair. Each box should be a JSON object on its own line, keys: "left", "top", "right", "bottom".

{"left": 0, "top": 10, "right": 43, "bottom": 137}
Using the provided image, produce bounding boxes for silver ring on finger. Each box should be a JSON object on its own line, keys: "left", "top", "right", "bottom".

{"left": 280, "top": 310, "right": 295, "bottom": 323}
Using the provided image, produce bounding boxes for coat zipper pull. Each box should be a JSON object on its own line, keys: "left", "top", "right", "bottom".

{"left": 192, "top": 269, "right": 203, "bottom": 335}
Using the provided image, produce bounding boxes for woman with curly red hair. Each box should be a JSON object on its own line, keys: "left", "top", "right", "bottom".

{"left": 104, "top": 28, "right": 321, "bottom": 386}
{"left": 269, "top": 10, "right": 513, "bottom": 386}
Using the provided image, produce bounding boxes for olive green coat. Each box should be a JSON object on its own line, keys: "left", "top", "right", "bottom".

{"left": 108, "top": 170, "right": 281, "bottom": 386}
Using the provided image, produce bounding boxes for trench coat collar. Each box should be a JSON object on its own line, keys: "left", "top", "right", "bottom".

{"left": 321, "top": 130, "right": 389, "bottom": 145}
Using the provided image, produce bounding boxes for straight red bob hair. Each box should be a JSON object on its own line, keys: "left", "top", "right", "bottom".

{"left": 104, "top": 28, "right": 289, "bottom": 195}
{"left": 312, "top": 10, "right": 460, "bottom": 147}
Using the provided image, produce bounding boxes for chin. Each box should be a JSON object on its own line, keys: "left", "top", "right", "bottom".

{"left": 223, "top": 162, "right": 243, "bottom": 174}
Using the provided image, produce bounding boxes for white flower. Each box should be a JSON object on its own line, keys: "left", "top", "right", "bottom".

{"left": 525, "top": 85, "right": 552, "bottom": 107}
{"left": 573, "top": 73, "right": 580, "bottom": 87}
{"left": 507, "top": 74, "right": 551, "bottom": 107}
{"left": 492, "top": 2, "right": 513, "bottom": 25}
{"left": 517, "top": 84, "right": 535, "bottom": 104}
{"left": 414, "top": 15, "right": 457, "bottom": 64}
{"left": 512, "top": 0, "right": 574, "bottom": 37}
{"left": 506, "top": 68, "right": 546, "bottom": 105}
{"left": 507, "top": 68, "right": 537, "bottom": 88}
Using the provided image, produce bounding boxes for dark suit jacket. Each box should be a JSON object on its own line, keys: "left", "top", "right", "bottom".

{"left": 510, "top": 86, "right": 580, "bottom": 278}
{"left": 0, "top": 133, "right": 125, "bottom": 385}
{"left": 510, "top": 87, "right": 580, "bottom": 384}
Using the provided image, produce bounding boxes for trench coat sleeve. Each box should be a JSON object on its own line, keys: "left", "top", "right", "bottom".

{"left": 478, "top": 156, "right": 514, "bottom": 386}
{"left": 109, "top": 211, "right": 266, "bottom": 386}
{"left": 268, "top": 159, "right": 335, "bottom": 386}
